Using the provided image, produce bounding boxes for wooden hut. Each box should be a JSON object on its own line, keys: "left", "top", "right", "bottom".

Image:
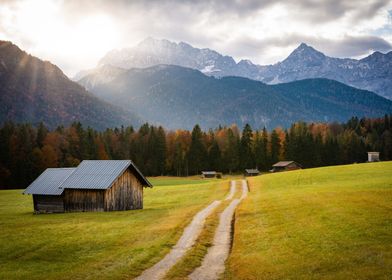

{"left": 201, "top": 171, "right": 218, "bottom": 178}
{"left": 244, "top": 169, "right": 260, "bottom": 176}
{"left": 367, "top": 152, "right": 380, "bottom": 162}
{"left": 23, "top": 160, "right": 152, "bottom": 213}
{"left": 271, "top": 161, "right": 302, "bottom": 172}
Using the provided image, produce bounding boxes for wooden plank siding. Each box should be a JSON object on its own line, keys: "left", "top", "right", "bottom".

{"left": 32, "top": 168, "right": 144, "bottom": 213}
{"left": 104, "top": 169, "right": 143, "bottom": 211}
{"left": 285, "top": 163, "right": 302, "bottom": 171}
{"left": 62, "top": 169, "right": 143, "bottom": 212}
{"left": 33, "top": 195, "right": 64, "bottom": 213}
{"left": 63, "top": 189, "right": 105, "bottom": 212}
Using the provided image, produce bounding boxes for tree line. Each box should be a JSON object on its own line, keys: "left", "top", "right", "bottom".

{"left": 0, "top": 115, "right": 391, "bottom": 188}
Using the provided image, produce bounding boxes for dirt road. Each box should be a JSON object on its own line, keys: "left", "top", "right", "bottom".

{"left": 189, "top": 180, "right": 248, "bottom": 280}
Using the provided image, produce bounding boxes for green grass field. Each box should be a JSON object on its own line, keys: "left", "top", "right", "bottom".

{"left": 0, "top": 179, "right": 229, "bottom": 280}
{"left": 147, "top": 175, "right": 243, "bottom": 186}
{"left": 226, "top": 162, "right": 392, "bottom": 279}
{"left": 1, "top": 163, "right": 391, "bottom": 280}
{"left": 147, "top": 176, "right": 214, "bottom": 186}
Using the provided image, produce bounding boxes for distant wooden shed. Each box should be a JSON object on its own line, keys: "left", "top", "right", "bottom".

{"left": 201, "top": 171, "right": 218, "bottom": 178}
{"left": 23, "top": 160, "right": 152, "bottom": 213}
{"left": 367, "top": 152, "right": 380, "bottom": 162}
{"left": 244, "top": 169, "right": 260, "bottom": 176}
{"left": 271, "top": 161, "right": 302, "bottom": 172}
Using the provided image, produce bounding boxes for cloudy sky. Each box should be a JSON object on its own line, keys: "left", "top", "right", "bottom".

{"left": 1, "top": 0, "right": 392, "bottom": 76}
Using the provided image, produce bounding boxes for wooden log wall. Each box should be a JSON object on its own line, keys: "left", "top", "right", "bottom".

{"left": 33, "top": 194, "right": 64, "bottom": 213}
{"left": 104, "top": 169, "right": 143, "bottom": 211}
{"left": 63, "top": 189, "right": 105, "bottom": 212}
{"left": 286, "top": 163, "right": 301, "bottom": 171}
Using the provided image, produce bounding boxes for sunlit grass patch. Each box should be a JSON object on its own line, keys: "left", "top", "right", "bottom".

{"left": 0, "top": 179, "right": 229, "bottom": 280}
{"left": 225, "top": 162, "right": 392, "bottom": 280}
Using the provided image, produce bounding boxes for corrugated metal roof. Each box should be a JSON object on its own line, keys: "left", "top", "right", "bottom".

{"left": 59, "top": 160, "right": 152, "bottom": 190}
{"left": 201, "top": 171, "right": 217, "bottom": 175}
{"left": 272, "top": 161, "right": 297, "bottom": 167}
{"left": 23, "top": 168, "right": 76, "bottom": 195}
{"left": 245, "top": 169, "right": 260, "bottom": 173}
{"left": 23, "top": 160, "right": 152, "bottom": 196}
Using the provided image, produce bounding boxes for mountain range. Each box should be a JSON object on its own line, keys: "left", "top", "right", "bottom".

{"left": 82, "top": 64, "right": 392, "bottom": 129}
{"left": 1, "top": 39, "right": 391, "bottom": 130}
{"left": 0, "top": 41, "right": 140, "bottom": 129}
{"left": 76, "top": 37, "right": 392, "bottom": 100}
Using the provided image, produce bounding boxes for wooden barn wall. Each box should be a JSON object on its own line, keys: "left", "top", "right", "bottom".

{"left": 33, "top": 194, "right": 64, "bottom": 213}
{"left": 63, "top": 189, "right": 105, "bottom": 212}
{"left": 104, "top": 169, "right": 143, "bottom": 211}
{"left": 287, "top": 163, "right": 301, "bottom": 170}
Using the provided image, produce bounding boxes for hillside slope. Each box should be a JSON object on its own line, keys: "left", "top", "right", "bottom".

{"left": 84, "top": 64, "right": 392, "bottom": 129}
{"left": 0, "top": 41, "right": 140, "bottom": 129}
{"left": 226, "top": 162, "right": 392, "bottom": 279}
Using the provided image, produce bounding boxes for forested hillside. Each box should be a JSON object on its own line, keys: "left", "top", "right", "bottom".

{"left": 1, "top": 115, "right": 391, "bottom": 188}
{"left": 0, "top": 41, "right": 140, "bottom": 129}
{"left": 83, "top": 64, "right": 392, "bottom": 129}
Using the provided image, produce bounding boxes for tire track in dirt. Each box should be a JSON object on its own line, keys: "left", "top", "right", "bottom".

{"left": 225, "top": 180, "right": 236, "bottom": 200}
{"left": 135, "top": 181, "right": 236, "bottom": 280}
{"left": 189, "top": 180, "right": 248, "bottom": 280}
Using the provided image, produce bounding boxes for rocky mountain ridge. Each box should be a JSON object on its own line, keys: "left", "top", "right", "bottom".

{"left": 76, "top": 38, "right": 392, "bottom": 99}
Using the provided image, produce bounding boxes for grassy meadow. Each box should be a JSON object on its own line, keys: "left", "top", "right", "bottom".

{"left": 1, "top": 163, "right": 391, "bottom": 280}
{"left": 147, "top": 176, "right": 214, "bottom": 186}
{"left": 226, "top": 162, "right": 392, "bottom": 279}
{"left": 0, "top": 178, "right": 229, "bottom": 280}
{"left": 148, "top": 175, "right": 244, "bottom": 186}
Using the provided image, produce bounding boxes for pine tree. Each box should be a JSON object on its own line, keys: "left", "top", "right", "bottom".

{"left": 285, "top": 122, "right": 316, "bottom": 167}
{"left": 224, "top": 128, "right": 240, "bottom": 173}
{"left": 208, "top": 138, "right": 221, "bottom": 171}
{"left": 156, "top": 127, "right": 167, "bottom": 175}
{"left": 261, "top": 127, "right": 269, "bottom": 168}
{"left": 338, "top": 130, "right": 365, "bottom": 164}
{"left": 240, "top": 124, "right": 254, "bottom": 169}
{"left": 312, "top": 133, "right": 323, "bottom": 167}
{"left": 188, "top": 125, "right": 207, "bottom": 175}
{"left": 11, "top": 124, "right": 35, "bottom": 187}
{"left": 384, "top": 114, "right": 390, "bottom": 130}
{"left": 270, "top": 129, "right": 281, "bottom": 166}
{"left": 379, "top": 129, "right": 391, "bottom": 160}
{"left": 254, "top": 131, "right": 262, "bottom": 169}
{"left": 283, "top": 130, "right": 291, "bottom": 160}
{"left": 0, "top": 122, "right": 15, "bottom": 171}
{"left": 31, "top": 147, "right": 44, "bottom": 175}
{"left": 36, "top": 122, "right": 48, "bottom": 148}
{"left": 86, "top": 127, "right": 98, "bottom": 159}
{"left": 322, "top": 135, "right": 340, "bottom": 165}
{"left": 254, "top": 128, "right": 268, "bottom": 170}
